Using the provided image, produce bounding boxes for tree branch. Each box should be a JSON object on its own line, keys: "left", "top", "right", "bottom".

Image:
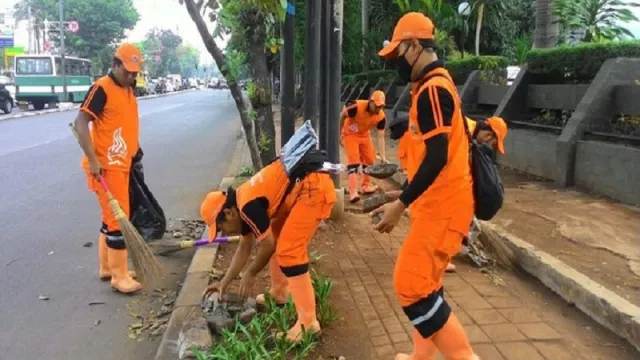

{"left": 183, "top": 0, "right": 226, "bottom": 68}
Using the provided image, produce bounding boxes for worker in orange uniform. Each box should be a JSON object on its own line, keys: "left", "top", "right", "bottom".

{"left": 201, "top": 158, "right": 336, "bottom": 343}
{"left": 340, "top": 90, "right": 388, "bottom": 203}
{"left": 73, "top": 43, "right": 144, "bottom": 294}
{"left": 372, "top": 13, "right": 480, "bottom": 360}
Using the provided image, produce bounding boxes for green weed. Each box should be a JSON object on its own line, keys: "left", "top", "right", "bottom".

{"left": 194, "top": 271, "right": 335, "bottom": 359}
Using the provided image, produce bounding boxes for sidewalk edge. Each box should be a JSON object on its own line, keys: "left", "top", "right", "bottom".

{"left": 154, "top": 125, "right": 247, "bottom": 360}
{"left": 481, "top": 222, "right": 640, "bottom": 352}
{"left": 1, "top": 89, "right": 199, "bottom": 122}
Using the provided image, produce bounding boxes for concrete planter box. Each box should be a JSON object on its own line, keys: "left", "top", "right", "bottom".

{"left": 527, "top": 84, "right": 590, "bottom": 110}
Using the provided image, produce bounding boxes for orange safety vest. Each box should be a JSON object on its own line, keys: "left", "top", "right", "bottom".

{"left": 405, "top": 67, "right": 474, "bottom": 231}
{"left": 341, "top": 100, "right": 386, "bottom": 137}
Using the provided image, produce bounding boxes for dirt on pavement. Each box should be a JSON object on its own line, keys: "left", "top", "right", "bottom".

{"left": 493, "top": 168, "right": 640, "bottom": 306}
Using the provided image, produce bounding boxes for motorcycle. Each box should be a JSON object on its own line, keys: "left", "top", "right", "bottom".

{"left": 0, "top": 83, "right": 14, "bottom": 114}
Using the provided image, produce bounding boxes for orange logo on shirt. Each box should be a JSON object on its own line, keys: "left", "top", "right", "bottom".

{"left": 107, "top": 127, "right": 128, "bottom": 166}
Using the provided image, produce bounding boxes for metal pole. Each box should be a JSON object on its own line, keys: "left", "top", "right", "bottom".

{"left": 318, "top": 0, "right": 331, "bottom": 151}
{"left": 59, "top": 0, "right": 67, "bottom": 102}
{"left": 303, "top": 0, "right": 321, "bottom": 132}
{"left": 327, "top": 0, "right": 343, "bottom": 186}
{"left": 280, "top": 1, "right": 296, "bottom": 147}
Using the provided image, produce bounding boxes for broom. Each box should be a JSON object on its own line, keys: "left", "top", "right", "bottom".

{"left": 69, "top": 123, "right": 163, "bottom": 283}
{"left": 150, "top": 235, "right": 241, "bottom": 256}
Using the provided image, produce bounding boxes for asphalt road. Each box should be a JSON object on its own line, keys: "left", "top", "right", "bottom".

{"left": 0, "top": 90, "right": 240, "bottom": 360}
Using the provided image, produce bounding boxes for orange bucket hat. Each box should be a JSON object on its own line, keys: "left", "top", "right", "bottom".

{"left": 115, "top": 43, "right": 144, "bottom": 72}
{"left": 378, "top": 12, "right": 436, "bottom": 58}
{"left": 200, "top": 191, "right": 227, "bottom": 241}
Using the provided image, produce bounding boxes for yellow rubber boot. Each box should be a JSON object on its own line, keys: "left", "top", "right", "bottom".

{"left": 432, "top": 313, "right": 480, "bottom": 360}
{"left": 256, "top": 256, "right": 289, "bottom": 306}
{"left": 395, "top": 329, "right": 438, "bottom": 360}
{"left": 108, "top": 248, "right": 142, "bottom": 294}
{"left": 278, "top": 272, "right": 321, "bottom": 343}
{"left": 361, "top": 173, "right": 379, "bottom": 194}
{"left": 348, "top": 173, "right": 361, "bottom": 203}
{"left": 98, "top": 234, "right": 136, "bottom": 281}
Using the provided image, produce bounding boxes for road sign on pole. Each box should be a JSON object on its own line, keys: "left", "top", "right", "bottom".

{"left": 67, "top": 21, "right": 79, "bottom": 33}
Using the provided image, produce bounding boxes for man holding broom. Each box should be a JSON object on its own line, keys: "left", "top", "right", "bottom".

{"left": 372, "top": 13, "right": 480, "bottom": 360}
{"left": 72, "top": 43, "right": 144, "bottom": 294}
{"left": 201, "top": 154, "right": 336, "bottom": 343}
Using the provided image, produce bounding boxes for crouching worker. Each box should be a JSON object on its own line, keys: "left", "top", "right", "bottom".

{"left": 201, "top": 155, "right": 336, "bottom": 343}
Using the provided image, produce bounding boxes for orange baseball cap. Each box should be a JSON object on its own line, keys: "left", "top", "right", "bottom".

{"left": 378, "top": 12, "right": 435, "bottom": 58}
{"left": 115, "top": 43, "right": 144, "bottom": 72}
{"left": 485, "top": 117, "right": 508, "bottom": 154}
{"left": 370, "top": 90, "right": 386, "bottom": 107}
{"left": 200, "top": 191, "right": 227, "bottom": 241}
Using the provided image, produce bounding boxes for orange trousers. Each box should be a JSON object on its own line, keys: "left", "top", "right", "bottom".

{"left": 86, "top": 170, "right": 130, "bottom": 233}
{"left": 343, "top": 135, "right": 376, "bottom": 166}
{"left": 394, "top": 217, "right": 466, "bottom": 307}
{"left": 270, "top": 172, "right": 336, "bottom": 269}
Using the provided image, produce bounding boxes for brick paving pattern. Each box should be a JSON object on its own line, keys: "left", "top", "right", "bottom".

{"left": 323, "top": 213, "right": 630, "bottom": 360}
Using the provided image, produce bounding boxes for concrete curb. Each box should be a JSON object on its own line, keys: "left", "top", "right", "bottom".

{"left": 154, "top": 127, "right": 246, "bottom": 360}
{"left": 386, "top": 169, "right": 640, "bottom": 351}
{"left": 481, "top": 222, "right": 640, "bottom": 352}
{"left": 1, "top": 89, "right": 198, "bottom": 122}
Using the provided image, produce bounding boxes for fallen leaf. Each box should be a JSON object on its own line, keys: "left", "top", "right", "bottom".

{"left": 89, "top": 301, "right": 105, "bottom": 306}
{"left": 91, "top": 320, "right": 101, "bottom": 328}
{"left": 39, "top": 295, "right": 50, "bottom": 301}
{"left": 129, "top": 323, "right": 143, "bottom": 329}
{"left": 48, "top": 251, "right": 54, "bottom": 255}
{"left": 83, "top": 242, "right": 94, "bottom": 248}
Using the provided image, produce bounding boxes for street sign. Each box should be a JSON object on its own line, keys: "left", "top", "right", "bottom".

{"left": 5, "top": 47, "right": 25, "bottom": 56}
{"left": 68, "top": 21, "right": 80, "bottom": 33}
{"left": 0, "top": 24, "right": 14, "bottom": 48}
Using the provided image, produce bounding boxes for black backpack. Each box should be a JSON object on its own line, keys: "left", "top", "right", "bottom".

{"left": 419, "top": 73, "right": 504, "bottom": 220}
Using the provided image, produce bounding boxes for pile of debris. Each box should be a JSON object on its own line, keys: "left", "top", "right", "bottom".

{"left": 165, "top": 218, "right": 206, "bottom": 240}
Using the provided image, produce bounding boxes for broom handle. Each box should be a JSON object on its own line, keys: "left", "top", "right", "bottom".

{"left": 179, "top": 235, "right": 240, "bottom": 249}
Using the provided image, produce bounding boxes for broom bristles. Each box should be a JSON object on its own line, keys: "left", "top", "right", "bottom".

{"left": 119, "top": 219, "right": 164, "bottom": 283}
{"left": 477, "top": 228, "right": 517, "bottom": 270}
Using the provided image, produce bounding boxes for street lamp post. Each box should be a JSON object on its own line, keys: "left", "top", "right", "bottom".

{"left": 457, "top": 2, "right": 470, "bottom": 59}
{"left": 59, "top": 0, "right": 67, "bottom": 102}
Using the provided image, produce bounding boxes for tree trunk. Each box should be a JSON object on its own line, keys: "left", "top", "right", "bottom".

{"left": 533, "top": 0, "right": 559, "bottom": 48}
{"left": 474, "top": 3, "right": 485, "bottom": 56}
{"left": 361, "top": 0, "right": 369, "bottom": 71}
{"left": 243, "top": 9, "right": 277, "bottom": 165}
{"left": 183, "top": 0, "right": 263, "bottom": 170}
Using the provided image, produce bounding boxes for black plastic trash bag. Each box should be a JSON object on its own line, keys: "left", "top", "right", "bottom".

{"left": 129, "top": 148, "right": 167, "bottom": 241}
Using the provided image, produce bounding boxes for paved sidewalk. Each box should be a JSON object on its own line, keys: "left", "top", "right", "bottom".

{"left": 381, "top": 138, "right": 640, "bottom": 307}
{"left": 316, "top": 214, "right": 636, "bottom": 360}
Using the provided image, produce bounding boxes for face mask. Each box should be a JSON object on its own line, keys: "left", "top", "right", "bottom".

{"left": 394, "top": 56, "right": 413, "bottom": 84}
{"left": 394, "top": 46, "right": 423, "bottom": 84}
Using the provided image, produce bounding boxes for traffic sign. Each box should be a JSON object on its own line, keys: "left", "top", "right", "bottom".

{"left": 68, "top": 21, "right": 79, "bottom": 33}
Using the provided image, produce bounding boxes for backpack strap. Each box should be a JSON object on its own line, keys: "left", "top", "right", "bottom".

{"left": 415, "top": 72, "right": 474, "bottom": 146}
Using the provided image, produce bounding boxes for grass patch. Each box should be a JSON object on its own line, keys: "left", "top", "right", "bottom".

{"left": 194, "top": 268, "right": 337, "bottom": 360}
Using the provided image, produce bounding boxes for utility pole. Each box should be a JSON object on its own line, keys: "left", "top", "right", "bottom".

{"left": 59, "top": 0, "right": 68, "bottom": 102}
{"left": 280, "top": 1, "right": 296, "bottom": 146}
{"left": 303, "top": 0, "right": 321, "bottom": 132}
{"left": 28, "top": 6, "right": 33, "bottom": 54}
{"left": 327, "top": 0, "right": 343, "bottom": 186}
{"left": 318, "top": 0, "right": 331, "bottom": 151}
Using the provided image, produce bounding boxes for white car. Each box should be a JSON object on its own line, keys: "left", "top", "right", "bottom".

{"left": 0, "top": 75, "right": 16, "bottom": 105}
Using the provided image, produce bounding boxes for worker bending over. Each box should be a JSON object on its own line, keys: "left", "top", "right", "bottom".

{"left": 386, "top": 115, "right": 507, "bottom": 273}
{"left": 201, "top": 158, "right": 335, "bottom": 343}
{"left": 340, "top": 90, "right": 388, "bottom": 203}
{"left": 374, "top": 13, "right": 480, "bottom": 360}
{"left": 73, "top": 43, "right": 144, "bottom": 294}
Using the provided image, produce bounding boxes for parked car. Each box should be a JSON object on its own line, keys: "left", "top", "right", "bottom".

{"left": 0, "top": 83, "right": 14, "bottom": 114}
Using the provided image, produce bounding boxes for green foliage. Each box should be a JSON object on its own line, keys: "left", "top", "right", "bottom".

{"left": 176, "top": 44, "right": 201, "bottom": 78}
{"left": 446, "top": 55, "right": 508, "bottom": 84}
{"left": 142, "top": 29, "right": 183, "bottom": 77}
{"left": 553, "top": 0, "right": 640, "bottom": 43}
{"left": 194, "top": 270, "right": 336, "bottom": 359}
{"left": 526, "top": 40, "right": 640, "bottom": 83}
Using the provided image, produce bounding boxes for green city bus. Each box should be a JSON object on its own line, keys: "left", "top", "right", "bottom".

{"left": 14, "top": 54, "right": 93, "bottom": 110}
